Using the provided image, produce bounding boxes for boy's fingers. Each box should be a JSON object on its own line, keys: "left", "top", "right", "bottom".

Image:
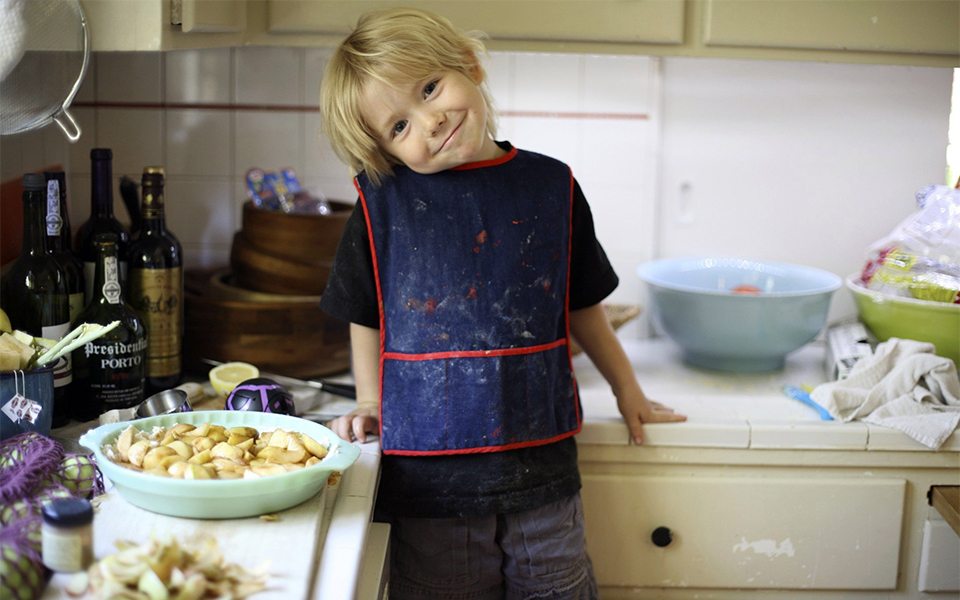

{"left": 625, "top": 414, "right": 644, "bottom": 445}
{"left": 644, "top": 411, "right": 688, "bottom": 423}
{"left": 327, "top": 416, "right": 349, "bottom": 439}
{"left": 352, "top": 417, "right": 369, "bottom": 443}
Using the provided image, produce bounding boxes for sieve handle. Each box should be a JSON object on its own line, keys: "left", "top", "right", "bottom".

{"left": 53, "top": 108, "right": 82, "bottom": 143}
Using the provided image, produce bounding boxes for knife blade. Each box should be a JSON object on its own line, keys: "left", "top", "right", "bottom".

{"left": 201, "top": 358, "right": 356, "bottom": 400}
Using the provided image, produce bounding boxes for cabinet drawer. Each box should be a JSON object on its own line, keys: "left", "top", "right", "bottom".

{"left": 703, "top": 0, "right": 960, "bottom": 56}
{"left": 582, "top": 475, "right": 905, "bottom": 590}
{"left": 267, "top": 1, "right": 685, "bottom": 45}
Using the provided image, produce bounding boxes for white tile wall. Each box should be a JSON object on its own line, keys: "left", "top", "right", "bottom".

{"left": 1, "top": 49, "right": 952, "bottom": 342}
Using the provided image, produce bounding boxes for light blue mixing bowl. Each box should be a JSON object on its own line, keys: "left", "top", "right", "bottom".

{"left": 637, "top": 257, "right": 842, "bottom": 372}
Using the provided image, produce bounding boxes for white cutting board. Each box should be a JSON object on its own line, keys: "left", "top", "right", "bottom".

{"left": 43, "top": 488, "right": 328, "bottom": 600}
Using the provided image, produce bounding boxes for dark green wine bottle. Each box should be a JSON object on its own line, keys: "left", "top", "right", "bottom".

{"left": 129, "top": 167, "right": 183, "bottom": 395}
{"left": 75, "top": 149, "right": 130, "bottom": 305}
{"left": 71, "top": 234, "right": 147, "bottom": 420}
{"left": 43, "top": 171, "right": 86, "bottom": 324}
{"left": 0, "top": 173, "right": 72, "bottom": 427}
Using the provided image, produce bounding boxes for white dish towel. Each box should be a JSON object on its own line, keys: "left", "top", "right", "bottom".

{"left": 810, "top": 338, "right": 960, "bottom": 449}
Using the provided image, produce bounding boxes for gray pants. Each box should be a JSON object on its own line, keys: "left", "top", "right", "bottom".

{"left": 388, "top": 493, "right": 599, "bottom": 600}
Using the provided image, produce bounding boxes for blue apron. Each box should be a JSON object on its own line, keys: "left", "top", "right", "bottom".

{"left": 357, "top": 147, "right": 581, "bottom": 455}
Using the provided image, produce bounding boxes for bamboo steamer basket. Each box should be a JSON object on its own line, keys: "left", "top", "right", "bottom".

{"left": 231, "top": 232, "right": 333, "bottom": 296}
{"left": 183, "top": 268, "right": 350, "bottom": 379}
{"left": 231, "top": 201, "right": 352, "bottom": 295}
{"left": 240, "top": 200, "right": 352, "bottom": 262}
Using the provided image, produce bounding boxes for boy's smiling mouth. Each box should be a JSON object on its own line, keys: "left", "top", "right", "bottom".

{"left": 437, "top": 117, "right": 464, "bottom": 154}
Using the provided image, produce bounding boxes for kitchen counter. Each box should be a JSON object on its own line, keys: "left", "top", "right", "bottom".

{"left": 573, "top": 336, "right": 960, "bottom": 599}
{"left": 574, "top": 337, "right": 960, "bottom": 452}
{"left": 39, "top": 336, "right": 958, "bottom": 599}
{"left": 41, "top": 411, "right": 384, "bottom": 600}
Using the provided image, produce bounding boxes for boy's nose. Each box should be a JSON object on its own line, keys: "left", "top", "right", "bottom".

{"left": 422, "top": 111, "right": 445, "bottom": 136}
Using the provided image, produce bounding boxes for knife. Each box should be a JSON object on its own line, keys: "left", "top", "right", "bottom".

{"left": 201, "top": 358, "right": 356, "bottom": 400}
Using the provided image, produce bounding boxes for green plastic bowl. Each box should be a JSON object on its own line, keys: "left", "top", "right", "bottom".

{"left": 79, "top": 410, "right": 361, "bottom": 519}
{"left": 847, "top": 275, "right": 959, "bottom": 367}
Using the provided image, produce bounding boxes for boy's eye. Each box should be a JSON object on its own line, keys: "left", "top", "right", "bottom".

{"left": 423, "top": 80, "right": 438, "bottom": 98}
{"left": 392, "top": 120, "right": 407, "bottom": 137}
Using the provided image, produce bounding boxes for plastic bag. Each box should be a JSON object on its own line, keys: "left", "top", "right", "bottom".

{"left": 860, "top": 185, "right": 960, "bottom": 304}
{"left": 245, "top": 167, "right": 332, "bottom": 214}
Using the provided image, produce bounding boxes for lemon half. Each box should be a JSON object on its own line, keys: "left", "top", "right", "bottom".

{"left": 209, "top": 362, "right": 260, "bottom": 398}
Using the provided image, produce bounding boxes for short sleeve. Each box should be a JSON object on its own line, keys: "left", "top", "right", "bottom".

{"left": 319, "top": 201, "right": 381, "bottom": 328}
{"left": 569, "top": 179, "right": 619, "bottom": 310}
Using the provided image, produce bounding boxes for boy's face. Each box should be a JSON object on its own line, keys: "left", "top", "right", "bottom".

{"left": 360, "top": 69, "right": 503, "bottom": 174}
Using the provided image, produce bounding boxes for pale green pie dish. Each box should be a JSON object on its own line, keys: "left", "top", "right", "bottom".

{"left": 847, "top": 275, "right": 959, "bottom": 367}
{"left": 79, "top": 410, "right": 361, "bottom": 519}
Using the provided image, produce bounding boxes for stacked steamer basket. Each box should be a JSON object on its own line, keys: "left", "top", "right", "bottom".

{"left": 183, "top": 201, "right": 354, "bottom": 379}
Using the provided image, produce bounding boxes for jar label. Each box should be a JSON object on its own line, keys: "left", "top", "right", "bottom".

{"left": 42, "top": 527, "right": 83, "bottom": 572}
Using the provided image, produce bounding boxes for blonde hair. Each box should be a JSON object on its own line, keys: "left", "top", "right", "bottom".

{"left": 320, "top": 7, "right": 498, "bottom": 184}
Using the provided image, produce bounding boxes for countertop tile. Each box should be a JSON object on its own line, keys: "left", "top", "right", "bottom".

{"left": 750, "top": 420, "right": 869, "bottom": 450}
{"left": 641, "top": 419, "right": 750, "bottom": 448}
{"left": 867, "top": 424, "right": 959, "bottom": 452}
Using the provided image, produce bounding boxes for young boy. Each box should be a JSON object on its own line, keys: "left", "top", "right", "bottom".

{"left": 319, "top": 7, "right": 686, "bottom": 599}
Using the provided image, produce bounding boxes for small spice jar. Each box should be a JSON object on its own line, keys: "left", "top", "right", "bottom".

{"left": 41, "top": 498, "right": 94, "bottom": 573}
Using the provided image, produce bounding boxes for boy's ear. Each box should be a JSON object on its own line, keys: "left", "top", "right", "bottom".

{"left": 467, "top": 53, "right": 484, "bottom": 85}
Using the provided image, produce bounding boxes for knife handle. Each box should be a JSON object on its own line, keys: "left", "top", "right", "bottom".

{"left": 317, "top": 381, "right": 356, "bottom": 400}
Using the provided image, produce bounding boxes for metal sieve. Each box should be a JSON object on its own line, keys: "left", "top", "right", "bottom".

{"left": 0, "top": 0, "right": 89, "bottom": 142}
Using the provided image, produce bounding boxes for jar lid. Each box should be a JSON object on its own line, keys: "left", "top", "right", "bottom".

{"left": 42, "top": 498, "right": 93, "bottom": 526}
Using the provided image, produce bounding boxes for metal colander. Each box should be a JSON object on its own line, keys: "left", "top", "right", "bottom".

{"left": 0, "top": 0, "right": 89, "bottom": 142}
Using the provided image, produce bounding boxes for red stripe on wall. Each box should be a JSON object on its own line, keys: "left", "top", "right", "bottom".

{"left": 73, "top": 101, "right": 649, "bottom": 120}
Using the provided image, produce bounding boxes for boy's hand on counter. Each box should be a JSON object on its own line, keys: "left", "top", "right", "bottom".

{"left": 616, "top": 388, "right": 687, "bottom": 445}
{"left": 327, "top": 405, "right": 379, "bottom": 444}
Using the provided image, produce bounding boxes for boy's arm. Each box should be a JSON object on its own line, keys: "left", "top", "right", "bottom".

{"left": 569, "top": 304, "right": 686, "bottom": 444}
{"left": 327, "top": 323, "right": 381, "bottom": 443}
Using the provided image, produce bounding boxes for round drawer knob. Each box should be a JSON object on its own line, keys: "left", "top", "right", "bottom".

{"left": 651, "top": 526, "right": 673, "bottom": 547}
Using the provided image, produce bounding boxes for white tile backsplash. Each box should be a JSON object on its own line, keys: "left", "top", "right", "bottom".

{"left": 165, "top": 179, "right": 235, "bottom": 248}
{"left": 66, "top": 108, "right": 97, "bottom": 174}
{"left": 233, "top": 110, "right": 304, "bottom": 177}
{"left": 166, "top": 48, "right": 232, "bottom": 104}
{"left": 304, "top": 113, "right": 352, "bottom": 189}
{"left": 1, "top": 47, "right": 952, "bottom": 341}
{"left": 303, "top": 48, "right": 333, "bottom": 106}
{"left": 514, "top": 53, "right": 582, "bottom": 113}
{"left": 96, "top": 108, "right": 164, "bottom": 177}
{"left": 165, "top": 109, "right": 232, "bottom": 177}
{"left": 234, "top": 47, "right": 302, "bottom": 106}
{"left": 583, "top": 54, "right": 654, "bottom": 114}
{"left": 96, "top": 52, "right": 163, "bottom": 103}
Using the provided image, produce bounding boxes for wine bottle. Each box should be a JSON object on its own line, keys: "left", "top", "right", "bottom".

{"left": 74, "top": 148, "right": 131, "bottom": 305}
{"left": 0, "top": 173, "right": 72, "bottom": 427}
{"left": 43, "top": 171, "right": 86, "bottom": 324}
{"left": 129, "top": 167, "right": 183, "bottom": 394}
{"left": 71, "top": 234, "right": 147, "bottom": 420}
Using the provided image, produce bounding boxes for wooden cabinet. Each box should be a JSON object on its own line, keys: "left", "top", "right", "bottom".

{"left": 82, "top": 0, "right": 246, "bottom": 51}
{"left": 265, "top": 0, "right": 686, "bottom": 45}
{"left": 578, "top": 442, "right": 960, "bottom": 599}
{"left": 702, "top": 0, "right": 959, "bottom": 56}
{"left": 582, "top": 474, "right": 905, "bottom": 590}
{"left": 81, "top": 0, "right": 958, "bottom": 67}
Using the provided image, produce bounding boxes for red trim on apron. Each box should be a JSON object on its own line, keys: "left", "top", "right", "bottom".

{"left": 385, "top": 426, "right": 583, "bottom": 456}
{"left": 384, "top": 339, "right": 567, "bottom": 361}
{"left": 355, "top": 178, "right": 387, "bottom": 441}
{"left": 451, "top": 146, "right": 518, "bottom": 170}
